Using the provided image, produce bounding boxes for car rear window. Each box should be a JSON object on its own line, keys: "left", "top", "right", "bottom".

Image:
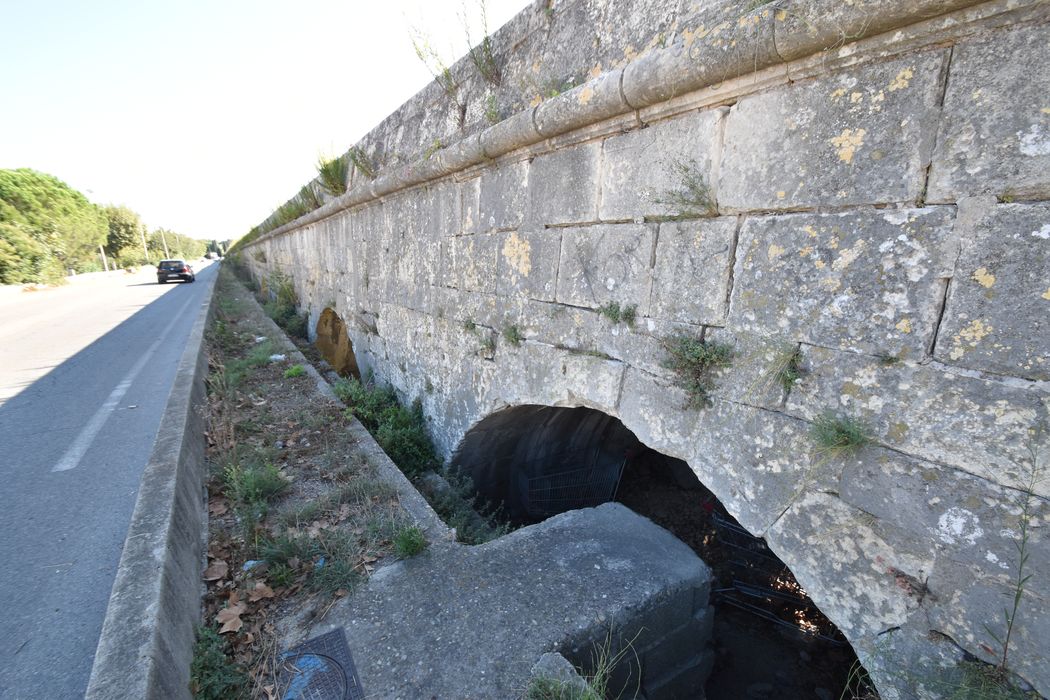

{"left": 159, "top": 261, "right": 185, "bottom": 270}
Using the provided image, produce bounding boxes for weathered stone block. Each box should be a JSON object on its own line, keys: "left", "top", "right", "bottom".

{"left": 556, "top": 223, "right": 656, "bottom": 310}
{"left": 461, "top": 177, "right": 481, "bottom": 234}
{"left": 720, "top": 51, "right": 947, "bottom": 210}
{"left": 650, "top": 218, "right": 736, "bottom": 325}
{"left": 480, "top": 160, "right": 528, "bottom": 231}
{"left": 423, "top": 180, "right": 462, "bottom": 238}
{"left": 728, "top": 207, "right": 957, "bottom": 357}
{"left": 496, "top": 229, "right": 561, "bottom": 301}
{"left": 599, "top": 109, "right": 727, "bottom": 221}
{"left": 442, "top": 233, "right": 498, "bottom": 293}
{"left": 934, "top": 202, "right": 1050, "bottom": 380}
{"left": 526, "top": 141, "right": 601, "bottom": 226}
{"left": 785, "top": 345, "right": 1049, "bottom": 496}
{"left": 928, "top": 23, "right": 1050, "bottom": 201}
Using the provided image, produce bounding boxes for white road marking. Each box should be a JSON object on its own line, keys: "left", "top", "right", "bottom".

{"left": 51, "top": 294, "right": 195, "bottom": 472}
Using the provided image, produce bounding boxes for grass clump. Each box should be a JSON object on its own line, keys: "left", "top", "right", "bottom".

{"left": 283, "top": 364, "right": 305, "bottom": 378}
{"left": 332, "top": 377, "right": 439, "bottom": 477}
{"left": 223, "top": 461, "right": 289, "bottom": 507}
{"left": 809, "top": 411, "right": 871, "bottom": 458}
{"left": 655, "top": 159, "right": 718, "bottom": 219}
{"left": 525, "top": 676, "right": 600, "bottom": 700}
{"left": 502, "top": 324, "right": 524, "bottom": 347}
{"left": 774, "top": 346, "right": 804, "bottom": 392}
{"left": 316, "top": 155, "right": 349, "bottom": 196}
{"left": 347, "top": 147, "right": 376, "bottom": 180}
{"left": 190, "top": 626, "right": 248, "bottom": 700}
{"left": 661, "top": 334, "right": 733, "bottom": 408}
{"left": 262, "top": 273, "right": 308, "bottom": 339}
{"left": 597, "top": 301, "right": 637, "bottom": 327}
{"left": 393, "top": 525, "right": 428, "bottom": 557}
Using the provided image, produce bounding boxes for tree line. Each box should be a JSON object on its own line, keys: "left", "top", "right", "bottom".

{"left": 0, "top": 168, "right": 226, "bottom": 285}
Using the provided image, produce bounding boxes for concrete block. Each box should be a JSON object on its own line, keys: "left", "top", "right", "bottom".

{"left": 480, "top": 159, "right": 529, "bottom": 231}
{"left": 928, "top": 23, "right": 1050, "bottom": 201}
{"left": 496, "top": 229, "right": 562, "bottom": 301}
{"left": 556, "top": 223, "right": 656, "bottom": 310}
{"left": 720, "top": 51, "right": 947, "bottom": 210}
{"left": 727, "top": 207, "right": 957, "bottom": 358}
{"left": 934, "top": 202, "right": 1050, "bottom": 380}
{"left": 650, "top": 218, "right": 736, "bottom": 325}
{"left": 641, "top": 609, "right": 714, "bottom": 685}
{"left": 599, "top": 109, "right": 727, "bottom": 222}
{"left": 527, "top": 141, "right": 601, "bottom": 226}
{"left": 785, "top": 344, "right": 1050, "bottom": 496}
{"left": 443, "top": 233, "right": 499, "bottom": 294}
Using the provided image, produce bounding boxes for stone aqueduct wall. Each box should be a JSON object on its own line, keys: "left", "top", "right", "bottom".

{"left": 239, "top": 0, "right": 1050, "bottom": 694}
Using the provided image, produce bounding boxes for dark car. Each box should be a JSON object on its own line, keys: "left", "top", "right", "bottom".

{"left": 157, "top": 259, "right": 195, "bottom": 283}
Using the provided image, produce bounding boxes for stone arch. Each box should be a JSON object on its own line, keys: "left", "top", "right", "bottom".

{"left": 314, "top": 307, "right": 360, "bottom": 378}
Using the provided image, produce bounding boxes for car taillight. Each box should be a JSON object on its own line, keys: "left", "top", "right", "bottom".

{"left": 183, "top": 267, "right": 190, "bottom": 272}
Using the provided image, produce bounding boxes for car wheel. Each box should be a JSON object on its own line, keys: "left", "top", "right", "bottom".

{"left": 158, "top": 279, "right": 166, "bottom": 284}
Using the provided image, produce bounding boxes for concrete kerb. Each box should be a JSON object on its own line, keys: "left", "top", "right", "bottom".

{"left": 85, "top": 269, "right": 218, "bottom": 700}
{"left": 228, "top": 273, "right": 453, "bottom": 542}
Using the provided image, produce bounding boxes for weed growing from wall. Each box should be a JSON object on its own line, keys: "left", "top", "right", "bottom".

{"left": 655, "top": 159, "right": 718, "bottom": 219}
{"left": 484, "top": 94, "right": 500, "bottom": 124}
{"left": 347, "top": 147, "right": 377, "bottom": 180}
{"left": 503, "top": 324, "right": 524, "bottom": 346}
{"left": 463, "top": 0, "right": 501, "bottom": 86}
{"left": 774, "top": 345, "right": 805, "bottom": 392}
{"left": 661, "top": 334, "right": 733, "bottom": 408}
{"left": 316, "top": 155, "right": 349, "bottom": 196}
{"left": 597, "top": 301, "right": 637, "bottom": 327}
{"left": 809, "top": 412, "right": 871, "bottom": 459}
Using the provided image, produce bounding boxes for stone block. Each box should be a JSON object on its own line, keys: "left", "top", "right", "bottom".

{"left": 727, "top": 207, "right": 957, "bottom": 358}
{"left": 526, "top": 141, "right": 601, "bottom": 226}
{"left": 422, "top": 180, "right": 462, "bottom": 238}
{"left": 928, "top": 23, "right": 1050, "bottom": 201}
{"left": 599, "top": 109, "right": 727, "bottom": 221}
{"left": 720, "top": 51, "right": 947, "bottom": 210}
{"left": 480, "top": 160, "right": 528, "bottom": 231}
{"left": 496, "top": 229, "right": 561, "bottom": 302}
{"left": 461, "top": 177, "right": 481, "bottom": 234}
{"left": 641, "top": 609, "right": 713, "bottom": 686}
{"left": 556, "top": 223, "right": 656, "bottom": 310}
{"left": 488, "top": 342, "right": 625, "bottom": 415}
{"left": 934, "top": 202, "right": 1050, "bottom": 380}
{"left": 442, "top": 233, "right": 498, "bottom": 294}
{"left": 650, "top": 218, "right": 736, "bottom": 325}
{"left": 785, "top": 345, "right": 1050, "bottom": 496}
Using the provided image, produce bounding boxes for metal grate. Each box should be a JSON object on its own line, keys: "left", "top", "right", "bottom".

{"left": 519, "top": 446, "right": 626, "bottom": 519}
{"left": 277, "top": 628, "right": 365, "bottom": 700}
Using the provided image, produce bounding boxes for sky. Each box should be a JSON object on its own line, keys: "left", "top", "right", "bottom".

{"left": 0, "top": 0, "right": 529, "bottom": 241}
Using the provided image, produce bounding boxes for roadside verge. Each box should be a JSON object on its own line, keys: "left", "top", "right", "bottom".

{"left": 86, "top": 270, "right": 218, "bottom": 700}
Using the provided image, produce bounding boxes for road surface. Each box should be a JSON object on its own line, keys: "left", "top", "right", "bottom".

{"left": 0, "top": 262, "right": 216, "bottom": 699}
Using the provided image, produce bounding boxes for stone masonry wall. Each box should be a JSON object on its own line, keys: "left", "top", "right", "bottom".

{"left": 239, "top": 0, "right": 1050, "bottom": 695}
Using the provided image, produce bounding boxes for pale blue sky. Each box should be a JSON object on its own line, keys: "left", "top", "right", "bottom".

{"left": 0, "top": 0, "right": 527, "bottom": 240}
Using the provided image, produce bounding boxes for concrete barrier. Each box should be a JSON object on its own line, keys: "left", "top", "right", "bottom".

{"left": 86, "top": 270, "right": 218, "bottom": 700}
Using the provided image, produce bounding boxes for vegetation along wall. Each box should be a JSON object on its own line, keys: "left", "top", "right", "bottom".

{"left": 238, "top": 0, "right": 1050, "bottom": 696}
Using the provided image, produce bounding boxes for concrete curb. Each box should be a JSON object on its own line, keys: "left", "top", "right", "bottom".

{"left": 85, "top": 270, "right": 218, "bottom": 700}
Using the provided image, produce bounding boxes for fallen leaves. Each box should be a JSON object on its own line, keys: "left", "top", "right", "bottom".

{"left": 208, "top": 498, "right": 228, "bottom": 517}
{"left": 248, "top": 581, "right": 275, "bottom": 602}
{"left": 216, "top": 596, "right": 247, "bottom": 634}
{"left": 203, "top": 559, "right": 229, "bottom": 581}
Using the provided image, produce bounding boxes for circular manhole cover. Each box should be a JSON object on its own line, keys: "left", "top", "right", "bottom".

{"left": 280, "top": 652, "right": 348, "bottom": 699}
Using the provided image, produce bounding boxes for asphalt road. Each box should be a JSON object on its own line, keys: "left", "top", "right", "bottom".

{"left": 0, "top": 261, "right": 216, "bottom": 699}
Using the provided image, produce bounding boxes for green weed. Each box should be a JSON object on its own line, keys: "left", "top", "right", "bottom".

{"left": 655, "top": 159, "right": 718, "bottom": 219}
{"left": 503, "top": 324, "right": 524, "bottom": 347}
{"left": 284, "top": 364, "right": 305, "bottom": 378}
{"left": 223, "top": 461, "right": 289, "bottom": 506}
{"left": 774, "top": 346, "right": 804, "bottom": 392}
{"left": 347, "top": 147, "right": 376, "bottom": 180}
{"left": 189, "top": 626, "right": 247, "bottom": 700}
{"left": 661, "top": 334, "right": 733, "bottom": 408}
{"left": 810, "top": 412, "right": 871, "bottom": 459}
{"left": 316, "top": 155, "right": 349, "bottom": 196}
{"left": 394, "top": 525, "right": 428, "bottom": 557}
{"left": 597, "top": 301, "right": 637, "bottom": 327}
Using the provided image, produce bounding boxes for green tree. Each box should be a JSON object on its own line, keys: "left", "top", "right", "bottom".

{"left": 0, "top": 168, "right": 107, "bottom": 281}
{"left": 103, "top": 205, "right": 144, "bottom": 258}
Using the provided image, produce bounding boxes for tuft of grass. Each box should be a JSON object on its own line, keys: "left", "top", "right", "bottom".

{"left": 347, "top": 147, "right": 376, "bottom": 180}
{"left": 283, "top": 364, "right": 305, "bottom": 378}
{"left": 774, "top": 346, "right": 804, "bottom": 392}
{"left": 810, "top": 412, "right": 871, "bottom": 458}
{"left": 597, "top": 301, "right": 637, "bottom": 327}
{"left": 316, "top": 155, "right": 350, "bottom": 196}
{"left": 393, "top": 525, "right": 428, "bottom": 557}
{"left": 463, "top": 319, "right": 477, "bottom": 332}
{"left": 190, "top": 626, "right": 248, "bottom": 700}
{"left": 655, "top": 159, "right": 718, "bottom": 219}
{"left": 661, "top": 334, "right": 733, "bottom": 408}
{"left": 484, "top": 94, "right": 500, "bottom": 124}
{"left": 464, "top": 1, "right": 501, "bottom": 86}
{"left": 223, "top": 461, "right": 289, "bottom": 507}
{"left": 525, "top": 676, "right": 600, "bottom": 700}
{"left": 502, "top": 324, "right": 524, "bottom": 347}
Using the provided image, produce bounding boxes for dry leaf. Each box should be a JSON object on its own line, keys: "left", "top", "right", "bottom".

{"left": 362, "top": 555, "right": 378, "bottom": 564}
{"left": 248, "top": 582, "right": 275, "bottom": 602}
{"left": 216, "top": 603, "right": 246, "bottom": 634}
{"left": 288, "top": 557, "right": 300, "bottom": 569}
{"left": 334, "top": 589, "right": 349, "bottom": 597}
{"left": 203, "top": 560, "right": 229, "bottom": 581}
{"left": 208, "top": 499, "right": 228, "bottom": 516}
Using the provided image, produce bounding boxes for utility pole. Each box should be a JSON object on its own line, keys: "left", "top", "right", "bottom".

{"left": 98, "top": 244, "right": 109, "bottom": 272}
{"left": 139, "top": 226, "right": 150, "bottom": 264}
{"left": 159, "top": 229, "right": 170, "bottom": 258}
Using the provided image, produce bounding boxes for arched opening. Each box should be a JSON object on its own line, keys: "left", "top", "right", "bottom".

{"left": 314, "top": 307, "right": 360, "bottom": 378}
{"left": 451, "top": 404, "right": 862, "bottom": 699}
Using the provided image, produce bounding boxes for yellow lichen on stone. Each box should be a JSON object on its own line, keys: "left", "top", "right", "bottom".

{"left": 529, "top": 94, "right": 543, "bottom": 108}
{"left": 831, "top": 88, "right": 846, "bottom": 99}
{"left": 767, "top": 243, "right": 786, "bottom": 261}
{"left": 803, "top": 225, "right": 818, "bottom": 238}
{"left": 830, "top": 128, "right": 867, "bottom": 164}
{"left": 1042, "top": 287, "right": 1050, "bottom": 300}
{"left": 949, "top": 319, "right": 994, "bottom": 360}
{"left": 776, "top": 191, "right": 786, "bottom": 199}
{"left": 888, "top": 68, "right": 914, "bottom": 91}
{"left": 775, "top": 9, "right": 787, "bottom": 21}
{"left": 578, "top": 86, "right": 595, "bottom": 105}
{"left": 502, "top": 232, "right": 532, "bottom": 276}
{"left": 850, "top": 92, "right": 863, "bottom": 104}
{"left": 831, "top": 239, "right": 866, "bottom": 271}
{"left": 971, "top": 267, "right": 996, "bottom": 288}
{"left": 588, "top": 64, "right": 603, "bottom": 80}
{"left": 896, "top": 318, "right": 913, "bottom": 334}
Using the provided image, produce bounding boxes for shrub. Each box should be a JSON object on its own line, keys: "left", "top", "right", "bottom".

{"left": 284, "top": 364, "right": 305, "bottom": 378}
{"left": 189, "top": 626, "right": 247, "bottom": 700}
{"left": 661, "top": 334, "right": 733, "bottom": 408}
{"left": 393, "top": 526, "right": 427, "bottom": 557}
